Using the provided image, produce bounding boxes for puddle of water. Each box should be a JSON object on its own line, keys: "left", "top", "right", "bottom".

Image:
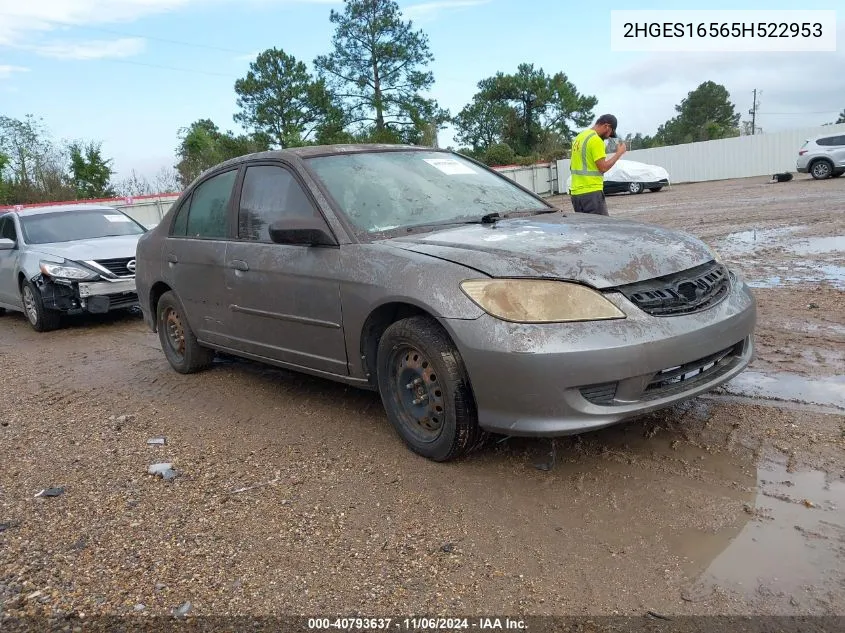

{"left": 787, "top": 235, "right": 845, "bottom": 255}
{"left": 747, "top": 263, "right": 845, "bottom": 289}
{"left": 787, "top": 235, "right": 845, "bottom": 256}
{"left": 688, "top": 459, "right": 845, "bottom": 598}
{"left": 719, "top": 371, "right": 845, "bottom": 410}
{"left": 718, "top": 227, "right": 802, "bottom": 255}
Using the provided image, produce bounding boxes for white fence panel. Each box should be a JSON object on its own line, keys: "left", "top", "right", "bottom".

{"left": 620, "top": 123, "right": 845, "bottom": 184}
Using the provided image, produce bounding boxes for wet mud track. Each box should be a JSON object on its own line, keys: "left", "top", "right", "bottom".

{"left": 1, "top": 176, "right": 844, "bottom": 619}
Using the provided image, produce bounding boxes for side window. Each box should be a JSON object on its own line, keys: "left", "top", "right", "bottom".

{"left": 0, "top": 217, "right": 15, "bottom": 241}
{"left": 170, "top": 194, "right": 191, "bottom": 236}
{"left": 185, "top": 169, "right": 238, "bottom": 239}
{"left": 238, "top": 165, "right": 321, "bottom": 242}
{"left": 816, "top": 136, "right": 840, "bottom": 146}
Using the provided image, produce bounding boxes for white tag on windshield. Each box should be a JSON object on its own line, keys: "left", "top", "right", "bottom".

{"left": 105, "top": 215, "right": 132, "bottom": 223}
{"left": 423, "top": 158, "right": 477, "bottom": 175}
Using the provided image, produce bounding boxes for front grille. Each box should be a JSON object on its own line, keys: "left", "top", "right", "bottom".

{"left": 94, "top": 257, "right": 134, "bottom": 277}
{"left": 578, "top": 339, "right": 746, "bottom": 406}
{"left": 615, "top": 260, "right": 730, "bottom": 317}
{"left": 641, "top": 340, "right": 744, "bottom": 401}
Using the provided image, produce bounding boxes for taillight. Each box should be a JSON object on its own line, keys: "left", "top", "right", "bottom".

{"left": 799, "top": 150, "right": 807, "bottom": 155}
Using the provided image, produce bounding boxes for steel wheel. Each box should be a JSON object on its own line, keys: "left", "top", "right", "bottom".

{"left": 155, "top": 290, "right": 214, "bottom": 374}
{"left": 163, "top": 306, "right": 186, "bottom": 357}
{"left": 22, "top": 285, "right": 38, "bottom": 325}
{"left": 389, "top": 344, "right": 446, "bottom": 444}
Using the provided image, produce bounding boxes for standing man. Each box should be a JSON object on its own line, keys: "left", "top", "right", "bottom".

{"left": 569, "top": 114, "right": 627, "bottom": 215}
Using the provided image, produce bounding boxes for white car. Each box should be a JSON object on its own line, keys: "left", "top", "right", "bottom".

{"left": 565, "top": 159, "right": 670, "bottom": 195}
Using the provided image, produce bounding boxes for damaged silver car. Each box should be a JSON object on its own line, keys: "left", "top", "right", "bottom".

{"left": 0, "top": 204, "right": 145, "bottom": 331}
{"left": 135, "top": 145, "right": 756, "bottom": 462}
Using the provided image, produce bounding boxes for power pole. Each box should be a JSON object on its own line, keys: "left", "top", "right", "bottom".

{"left": 749, "top": 89, "right": 758, "bottom": 135}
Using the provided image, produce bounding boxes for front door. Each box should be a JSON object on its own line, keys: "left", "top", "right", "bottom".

{"left": 0, "top": 215, "right": 22, "bottom": 307}
{"left": 163, "top": 168, "right": 238, "bottom": 347}
{"left": 223, "top": 162, "right": 348, "bottom": 376}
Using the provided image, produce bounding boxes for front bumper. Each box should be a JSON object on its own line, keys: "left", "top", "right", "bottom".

{"left": 39, "top": 277, "right": 139, "bottom": 314}
{"left": 441, "top": 279, "right": 756, "bottom": 436}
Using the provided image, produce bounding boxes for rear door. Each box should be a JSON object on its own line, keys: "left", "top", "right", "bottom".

{"left": 223, "top": 161, "right": 348, "bottom": 376}
{"left": 163, "top": 168, "right": 238, "bottom": 347}
{"left": 832, "top": 135, "right": 845, "bottom": 169}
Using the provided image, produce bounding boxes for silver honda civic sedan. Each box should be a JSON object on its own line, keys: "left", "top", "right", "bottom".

{"left": 0, "top": 204, "right": 145, "bottom": 331}
{"left": 135, "top": 144, "right": 756, "bottom": 461}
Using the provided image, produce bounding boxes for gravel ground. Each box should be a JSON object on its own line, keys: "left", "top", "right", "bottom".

{"left": 1, "top": 175, "right": 844, "bottom": 627}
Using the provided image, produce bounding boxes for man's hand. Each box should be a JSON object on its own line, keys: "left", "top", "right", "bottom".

{"left": 615, "top": 142, "right": 627, "bottom": 155}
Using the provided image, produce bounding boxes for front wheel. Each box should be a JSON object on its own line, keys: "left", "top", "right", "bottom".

{"left": 376, "top": 316, "right": 487, "bottom": 462}
{"left": 156, "top": 291, "right": 214, "bottom": 373}
{"left": 21, "top": 281, "right": 61, "bottom": 332}
{"left": 628, "top": 182, "right": 643, "bottom": 194}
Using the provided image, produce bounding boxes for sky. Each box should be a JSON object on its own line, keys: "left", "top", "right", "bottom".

{"left": 1, "top": 0, "right": 843, "bottom": 188}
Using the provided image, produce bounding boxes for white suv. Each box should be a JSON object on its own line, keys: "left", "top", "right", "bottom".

{"left": 796, "top": 133, "right": 845, "bottom": 180}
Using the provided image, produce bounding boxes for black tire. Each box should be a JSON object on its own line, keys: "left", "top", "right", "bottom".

{"left": 810, "top": 160, "right": 833, "bottom": 180}
{"left": 628, "top": 182, "right": 643, "bottom": 194}
{"left": 832, "top": 171, "right": 843, "bottom": 178}
{"left": 20, "top": 280, "right": 61, "bottom": 332}
{"left": 376, "top": 315, "right": 487, "bottom": 462}
{"left": 156, "top": 290, "right": 214, "bottom": 373}
{"left": 649, "top": 186, "right": 663, "bottom": 192}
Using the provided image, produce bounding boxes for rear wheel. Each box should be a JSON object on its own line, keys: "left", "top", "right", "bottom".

{"left": 832, "top": 171, "right": 843, "bottom": 178}
{"left": 810, "top": 160, "right": 833, "bottom": 180}
{"left": 649, "top": 186, "right": 663, "bottom": 192}
{"left": 376, "top": 315, "right": 487, "bottom": 462}
{"left": 156, "top": 291, "right": 214, "bottom": 373}
{"left": 628, "top": 182, "right": 643, "bottom": 194}
{"left": 20, "top": 280, "right": 61, "bottom": 332}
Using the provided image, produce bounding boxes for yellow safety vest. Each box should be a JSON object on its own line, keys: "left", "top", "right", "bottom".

{"left": 569, "top": 129, "right": 605, "bottom": 195}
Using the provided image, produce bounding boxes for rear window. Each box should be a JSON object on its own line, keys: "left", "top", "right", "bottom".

{"left": 19, "top": 209, "right": 146, "bottom": 244}
{"left": 816, "top": 136, "right": 845, "bottom": 146}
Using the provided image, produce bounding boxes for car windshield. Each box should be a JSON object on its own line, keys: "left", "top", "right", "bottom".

{"left": 305, "top": 150, "right": 549, "bottom": 233}
{"left": 19, "top": 208, "right": 146, "bottom": 244}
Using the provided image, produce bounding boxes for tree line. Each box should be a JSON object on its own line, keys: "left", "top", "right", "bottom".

{"left": 3, "top": 0, "right": 844, "bottom": 204}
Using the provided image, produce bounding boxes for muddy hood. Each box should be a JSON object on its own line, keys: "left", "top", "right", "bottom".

{"left": 388, "top": 214, "right": 717, "bottom": 289}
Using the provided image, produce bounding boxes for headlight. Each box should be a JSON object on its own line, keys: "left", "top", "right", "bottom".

{"left": 460, "top": 279, "right": 626, "bottom": 323}
{"left": 40, "top": 261, "right": 99, "bottom": 281}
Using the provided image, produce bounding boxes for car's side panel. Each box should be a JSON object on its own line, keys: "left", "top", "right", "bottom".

{"left": 223, "top": 241, "right": 348, "bottom": 374}
{"left": 336, "top": 243, "right": 487, "bottom": 381}
{"left": 0, "top": 216, "right": 21, "bottom": 306}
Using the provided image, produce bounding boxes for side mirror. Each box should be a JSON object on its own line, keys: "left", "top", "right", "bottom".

{"left": 0, "top": 238, "right": 15, "bottom": 251}
{"left": 268, "top": 216, "right": 337, "bottom": 247}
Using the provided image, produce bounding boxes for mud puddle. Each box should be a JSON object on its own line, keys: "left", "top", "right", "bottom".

{"left": 718, "top": 227, "right": 802, "bottom": 254}
{"left": 746, "top": 263, "right": 845, "bottom": 290}
{"left": 681, "top": 458, "right": 845, "bottom": 602}
{"left": 718, "top": 371, "right": 845, "bottom": 410}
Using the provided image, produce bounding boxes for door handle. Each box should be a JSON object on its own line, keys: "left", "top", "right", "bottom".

{"left": 229, "top": 260, "right": 249, "bottom": 272}
{"left": 167, "top": 254, "right": 178, "bottom": 264}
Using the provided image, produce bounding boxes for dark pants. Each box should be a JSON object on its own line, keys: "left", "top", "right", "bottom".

{"left": 570, "top": 190, "right": 608, "bottom": 215}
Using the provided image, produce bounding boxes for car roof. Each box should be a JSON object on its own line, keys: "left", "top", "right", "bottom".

{"left": 209, "top": 143, "right": 445, "bottom": 171}
{"left": 11, "top": 203, "right": 120, "bottom": 217}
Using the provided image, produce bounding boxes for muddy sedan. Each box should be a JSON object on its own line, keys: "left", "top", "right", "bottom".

{"left": 135, "top": 144, "right": 756, "bottom": 461}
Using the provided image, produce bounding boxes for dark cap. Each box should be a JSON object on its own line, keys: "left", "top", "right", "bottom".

{"left": 596, "top": 114, "right": 618, "bottom": 137}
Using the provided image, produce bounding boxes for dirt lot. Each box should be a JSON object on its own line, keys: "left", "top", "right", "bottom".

{"left": 1, "top": 175, "right": 844, "bottom": 626}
